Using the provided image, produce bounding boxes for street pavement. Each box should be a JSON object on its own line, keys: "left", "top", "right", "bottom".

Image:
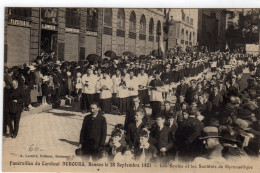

{"left": 2, "top": 68, "right": 251, "bottom": 161}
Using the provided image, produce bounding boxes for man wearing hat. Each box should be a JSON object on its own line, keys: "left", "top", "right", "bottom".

{"left": 196, "top": 126, "right": 224, "bottom": 160}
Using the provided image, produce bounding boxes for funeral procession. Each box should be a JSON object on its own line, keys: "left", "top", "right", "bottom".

{"left": 3, "top": 8, "right": 260, "bottom": 166}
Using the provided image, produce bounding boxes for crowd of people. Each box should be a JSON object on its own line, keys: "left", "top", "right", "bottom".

{"left": 3, "top": 49, "right": 260, "bottom": 163}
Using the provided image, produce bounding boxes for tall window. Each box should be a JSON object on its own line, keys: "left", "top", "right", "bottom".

{"left": 190, "top": 18, "right": 193, "bottom": 25}
{"left": 156, "top": 20, "right": 161, "bottom": 34}
{"left": 139, "top": 15, "right": 146, "bottom": 35}
{"left": 117, "top": 9, "right": 125, "bottom": 30}
{"left": 8, "top": 8, "right": 32, "bottom": 20}
{"left": 186, "top": 16, "right": 189, "bottom": 23}
{"left": 104, "top": 8, "right": 112, "bottom": 27}
{"left": 193, "top": 32, "right": 195, "bottom": 44}
{"left": 189, "top": 32, "right": 192, "bottom": 45}
{"left": 66, "top": 8, "right": 81, "bottom": 28}
{"left": 149, "top": 18, "right": 154, "bottom": 36}
{"left": 129, "top": 11, "right": 136, "bottom": 32}
{"left": 86, "top": 8, "right": 98, "bottom": 32}
{"left": 181, "top": 29, "right": 184, "bottom": 41}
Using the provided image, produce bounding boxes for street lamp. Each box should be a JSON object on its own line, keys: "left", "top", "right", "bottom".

{"left": 158, "top": 31, "right": 161, "bottom": 56}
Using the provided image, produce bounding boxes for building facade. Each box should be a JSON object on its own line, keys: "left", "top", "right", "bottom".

{"left": 197, "top": 9, "right": 227, "bottom": 52}
{"left": 167, "top": 9, "right": 198, "bottom": 49}
{"left": 4, "top": 8, "right": 164, "bottom": 67}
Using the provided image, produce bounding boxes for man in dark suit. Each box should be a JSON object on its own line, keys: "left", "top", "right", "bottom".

{"left": 124, "top": 96, "right": 147, "bottom": 131}
{"left": 176, "top": 78, "right": 189, "bottom": 98}
{"left": 176, "top": 111, "right": 204, "bottom": 161}
{"left": 126, "top": 108, "right": 147, "bottom": 149}
{"left": 209, "top": 86, "right": 223, "bottom": 116}
{"left": 150, "top": 114, "right": 173, "bottom": 160}
{"left": 79, "top": 102, "right": 107, "bottom": 161}
{"left": 8, "top": 80, "right": 25, "bottom": 138}
{"left": 134, "top": 130, "right": 158, "bottom": 162}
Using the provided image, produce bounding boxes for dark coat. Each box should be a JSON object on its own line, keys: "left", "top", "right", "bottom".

{"left": 209, "top": 93, "right": 223, "bottom": 111}
{"left": 8, "top": 87, "right": 25, "bottom": 113}
{"left": 176, "top": 116, "right": 204, "bottom": 146}
{"left": 126, "top": 122, "right": 145, "bottom": 147}
{"left": 134, "top": 144, "right": 158, "bottom": 161}
{"left": 150, "top": 126, "right": 173, "bottom": 152}
{"left": 124, "top": 105, "right": 147, "bottom": 130}
{"left": 176, "top": 116, "right": 204, "bottom": 158}
{"left": 176, "top": 83, "right": 189, "bottom": 97}
{"left": 79, "top": 111, "right": 107, "bottom": 151}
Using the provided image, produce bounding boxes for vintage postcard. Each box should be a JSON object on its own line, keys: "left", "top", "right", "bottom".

{"left": 2, "top": 3, "right": 260, "bottom": 172}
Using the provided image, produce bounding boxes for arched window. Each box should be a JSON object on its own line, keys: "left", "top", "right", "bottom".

{"left": 193, "top": 32, "right": 195, "bottom": 44}
{"left": 149, "top": 18, "right": 154, "bottom": 36}
{"left": 129, "top": 11, "right": 136, "bottom": 32}
{"left": 104, "top": 8, "right": 112, "bottom": 27}
{"left": 86, "top": 8, "right": 98, "bottom": 32}
{"left": 156, "top": 20, "right": 161, "bottom": 35}
{"left": 181, "top": 29, "right": 184, "bottom": 43}
{"left": 189, "top": 32, "right": 192, "bottom": 41}
{"left": 186, "top": 30, "right": 188, "bottom": 42}
{"left": 140, "top": 14, "right": 146, "bottom": 35}
{"left": 117, "top": 9, "right": 125, "bottom": 30}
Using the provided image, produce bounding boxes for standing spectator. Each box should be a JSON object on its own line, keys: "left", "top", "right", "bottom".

{"left": 150, "top": 114, "right": 173, "bottom": 160}
{"left": 149, "top": 71, "right": 164, "bottom": 119}
{"left": 98, "top": 71, "right": 113, "bottom": 113}
{"left": 8, "top": 80, "right": 25, "bottom": 138}
{"left": 79, "top": 102, "right": 107, "bottom": 161}
{"left": 124, "top": 96, "right": 147, "bottom": 131}
{"left": 81, "top": 69, "right": 98, "bottom": 113}
{"left": 137, "top": 69, "right": 149, "bottom": 105}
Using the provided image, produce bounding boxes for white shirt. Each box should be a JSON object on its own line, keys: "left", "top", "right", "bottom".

{"left": 98, "top": 76, "right": 113, "bottom": 99}
{"left": 82, "top": 74, "right": 98, "bottom": 94}
{"left": 137, "top": 73, "right": 148, "bottom": 90}
{"left": 112, "top": 74, "right": 121, "bottom": 93}
{"left": 126, "top": 76, "right": 138, "bottom": 96}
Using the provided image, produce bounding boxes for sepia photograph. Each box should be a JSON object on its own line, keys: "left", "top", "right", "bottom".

{"left": 2, "top": 1, "right": 260, "bottom": 172}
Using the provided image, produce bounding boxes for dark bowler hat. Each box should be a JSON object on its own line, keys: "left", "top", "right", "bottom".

{"left": 199, "top": 126, "right": 221, "bottom": 140}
